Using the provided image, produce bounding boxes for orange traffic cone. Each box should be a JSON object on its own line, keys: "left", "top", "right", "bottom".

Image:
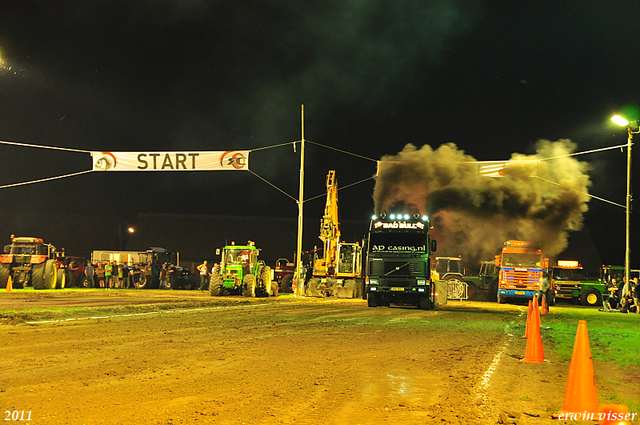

{"left": 5, "top": 275, "right": 12, "bottom": 293}
{"left": 522, "top": 299, "right": 533, "bottom": 338}
{"left": 559, "top": 320, "right": 599, "bottom": 418}
{"left": 599, "top": 404, "right": 632, "bottom": 425}
{"left": 521, "top": 295, "right": 546, "bottom": 363}
{"left": 541, "top": 294, "right": 549, "bottom": 315}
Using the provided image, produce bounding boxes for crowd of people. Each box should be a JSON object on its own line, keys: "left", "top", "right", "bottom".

{"left": 601, "top": 276, "right": 640, "bottom": 314}
{"left": 83, "top": 261, "right": 143, "bottom": 289}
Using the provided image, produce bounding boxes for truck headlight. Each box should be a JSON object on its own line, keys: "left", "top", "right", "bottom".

{"left": 417, "top": 279, "right": 427, "bottom": 285}
{"left": 368, "top": 278, "right": 378, "bottom": 285}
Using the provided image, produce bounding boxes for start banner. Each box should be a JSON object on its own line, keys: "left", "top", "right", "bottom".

{"left": 91, "top": 151, "right": 249, "bottom": 171}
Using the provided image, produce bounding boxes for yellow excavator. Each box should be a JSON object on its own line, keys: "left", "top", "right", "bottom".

{"left": 305, "top": 170, "right": 364, "bottom": 298}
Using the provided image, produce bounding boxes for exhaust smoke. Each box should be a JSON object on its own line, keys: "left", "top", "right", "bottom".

{"left": 373, "top": 140, "right": 591, "bottom": 260}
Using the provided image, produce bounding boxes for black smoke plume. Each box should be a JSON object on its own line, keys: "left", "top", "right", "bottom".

{"left": 373, "top": 140, "right": 591, "bottom": 261}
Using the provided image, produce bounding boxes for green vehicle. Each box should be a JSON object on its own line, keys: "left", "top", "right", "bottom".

{"left": 433, "top": 257, "right": 499, "bottom": 301}
{"left": 209, "top": 241, "right": 276, "bottom": 297}
{"left": 552, "top": 262, "right": 627, "bottom": 307}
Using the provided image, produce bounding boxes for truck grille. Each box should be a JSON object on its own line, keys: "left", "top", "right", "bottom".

{"left": 370, "top": 261, "right": 426, "bottom": 277}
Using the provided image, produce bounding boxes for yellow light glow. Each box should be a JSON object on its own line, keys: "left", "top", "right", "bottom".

{"left": 611, "top": 115, "right": 629, "bottom": 126}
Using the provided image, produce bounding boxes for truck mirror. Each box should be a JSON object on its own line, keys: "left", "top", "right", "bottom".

{"left": 216, "top": 249, "right": 220, "bottom": 256}
{"left": 431, "top": 240, "right": 437, "bottom": 252}
{"left": 495, "top": 255, "right": 500, "bottom": 267}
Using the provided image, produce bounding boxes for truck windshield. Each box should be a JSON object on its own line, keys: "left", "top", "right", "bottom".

{"left": 553, "top": 268, "right": 585, "bottom": 281}
{"left": 502, "top": 253, "right": 542, "bottom": 268}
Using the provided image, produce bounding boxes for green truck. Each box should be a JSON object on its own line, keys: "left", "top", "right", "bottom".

{"left": 551, "top": 262, "right": 632, "bottom": 307}
{"left": 209, "top": 241, "right": 276, "bottom": 297}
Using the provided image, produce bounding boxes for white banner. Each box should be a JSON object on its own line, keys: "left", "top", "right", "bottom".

{"left": 91, "top": 151, "right": 249, "bottom": 171}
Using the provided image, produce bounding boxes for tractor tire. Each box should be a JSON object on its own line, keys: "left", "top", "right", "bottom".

{"left": 305, "top": 278, "right": 322, "bottom": 297}
{"left": 56, "top": 269, "right": 66, "bottom": 289}
{"left": 32, "top": 264, "right": 45, "bottom": 289}
{"left": 279, "top": 274, "right": 293, "bottom": 293}
{"left": 43, "top": 260, "right": 57, "bottom": 289}
{"left": 418, "top": 294, "right": 433, "bottom": 310}
{"left": 466, "top": 282, "right": 478, "bottom": 300}
{"left": 0, "top": 263, "right": 9, "bottom": 288}
{"left": 367, "top": 292, "right": 378, "bottom": 307}
{"left": 138, "top": 273, "right": 148, "bottom": 289}
{"left": 259, "top": 266, "right": 273, "bottom": 297}
{"left": 580, "top": 288, "right": 602, "bottom": 307}
{"left": 243, "top": 274, "right": 257, "bottom": 297}
{"left": 209, "top": 274, "right": 223, "bottom": 296}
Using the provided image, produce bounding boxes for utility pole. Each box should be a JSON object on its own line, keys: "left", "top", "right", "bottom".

{"left": 295, "top": 105, "right": 305, "bottom": 296}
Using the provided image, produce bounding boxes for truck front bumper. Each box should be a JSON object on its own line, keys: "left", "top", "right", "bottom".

{"left": 498, "top": 289, "right": 537, "bottom": 299}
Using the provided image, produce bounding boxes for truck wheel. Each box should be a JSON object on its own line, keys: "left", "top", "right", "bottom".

{"left": 418, "top": 294, "right": 432, "bottom": 310}
{"left": 32, "top": 263, "right": 45, "bottom": 289}
{"left": 209, "top": 274, "right": 223, "bottom": 296}
{"left": 0, "top": 264, "right": 9, "bottom": 288}
{"left": 243, "top": 274, "right": 257, "bottom": 297}
{"left": 580, "top": 288, "right": 602, "bottom": 307}
{"left": 497, "top": 291, "right": 506, "bottom": 304}
{"left": 280, "top": 274, "right": 293, "bottom": 293}
{"left": 367, "top": 292, "right": 378, "bottom": 307}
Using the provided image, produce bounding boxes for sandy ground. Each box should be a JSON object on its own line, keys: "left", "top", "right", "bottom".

{"left": 0, "top": 291, "right": 638, "bottom": 425}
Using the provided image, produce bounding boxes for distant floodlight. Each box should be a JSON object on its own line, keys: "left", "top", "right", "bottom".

{"left": 612, "top": 115, "right": 629, "bottom": 126}
{"left": 127, "top": 227, "right": 135, "bottom": 233}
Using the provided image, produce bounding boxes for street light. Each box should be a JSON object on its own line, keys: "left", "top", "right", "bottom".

{"left": 611, "top": 114, "right": 638, "bottom": 291}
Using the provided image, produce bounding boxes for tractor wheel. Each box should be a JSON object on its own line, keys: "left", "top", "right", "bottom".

{"left": 367, "top": 292, "right": 378, "bottom": 307}
{"left": 56, "top": 269, "right": 66, "bottom": 289}
{"left": 0, "top": 264, "right": 9, "bottom": 288}
{"left": 43, "top": 260, "right": 57, "bottom": 289}
{"left": 209, "top": 274, "right": 223, "bottom": 296}
{"left": 466, "top": 282, "right": 478, "bottom": 300}
{"left": 280, "top": 274, "right": 293, "bottom": 293}
{"left": 580, "top": 288, "right": 602, "bottom": 307}
{"left": 259, "top": 266, "right": 273, "bottom": 297}
{"left": 32, "top": 263, "right": 45, "bottom": 289}
{"left": 137, "top": 273, "right": 148, "bottom": 289}
{"left": 243, "top": 274, "right": 257, "bottom": 297}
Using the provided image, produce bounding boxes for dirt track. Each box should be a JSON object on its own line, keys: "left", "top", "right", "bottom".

{"left": 0, "top": 291, "right": 638, "bottom": 425}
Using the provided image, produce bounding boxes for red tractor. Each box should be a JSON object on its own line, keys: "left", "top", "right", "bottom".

{"left": 0, "top": 236, "right": 58, "bottom": 289}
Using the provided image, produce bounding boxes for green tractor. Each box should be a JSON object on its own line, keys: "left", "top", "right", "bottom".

{"left": 209, "top": 241, "right": 276, "bottom": 297}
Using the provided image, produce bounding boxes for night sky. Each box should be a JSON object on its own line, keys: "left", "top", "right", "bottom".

{"left": 1, "top": 1, "right": 639, "bottom": 267}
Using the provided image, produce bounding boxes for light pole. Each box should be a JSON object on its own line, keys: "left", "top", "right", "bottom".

{"left": 611, "top": 115, "right": 637, "bottom": 290}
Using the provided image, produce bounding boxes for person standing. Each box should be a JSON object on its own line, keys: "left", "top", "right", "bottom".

{"left": 537, "top": 271, "right": 551, "bottom": 308}
{"left": 96, "top": 263, "right": 105, "bottom": 288}
{"left": 85, "top": 262, "right": 95, "bottom": 288}
{"left": 121, "top": 263, "right": 130, "bottom": 289}
{"left": 105, "top": 262, "right": 113, "bottom": 289}
{"left": 198, "top": 260, "right": 209, "bottom": 291}
{"left": 159, "top": 263, "right": 168, "bottom": 290}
